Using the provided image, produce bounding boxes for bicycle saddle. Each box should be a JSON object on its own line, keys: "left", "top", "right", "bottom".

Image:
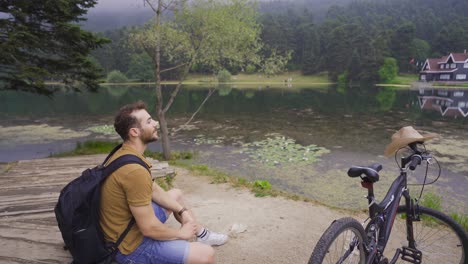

{"left": 347, "top": 164, "right": 382, "bottom": 183}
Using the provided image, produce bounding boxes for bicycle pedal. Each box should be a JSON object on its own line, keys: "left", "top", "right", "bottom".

{"left": 401, "top": 247, "right": 422, "bottom": 263}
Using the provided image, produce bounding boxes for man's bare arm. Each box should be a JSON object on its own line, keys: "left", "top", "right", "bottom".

{"left": 129, "top": 203, "right": 196, "bottom": 240}
{"left": 151, "top": 182, "right": 185, "bottom": 213}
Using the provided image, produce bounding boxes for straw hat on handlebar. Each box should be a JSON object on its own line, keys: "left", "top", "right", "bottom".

{"left": 384, "top": 126, "right": 438, "bottom": 156}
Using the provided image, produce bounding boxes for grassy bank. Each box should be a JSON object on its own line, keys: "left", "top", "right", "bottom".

{"left": 378, "top": 73, "right": 468, "bottom": 88}
{"left": 99, "top": 71, "right": 332, "bottom": 87}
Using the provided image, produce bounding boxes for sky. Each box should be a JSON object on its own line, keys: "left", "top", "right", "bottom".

{"left": 90, "top": 0, "right": 148, "bottom": 13}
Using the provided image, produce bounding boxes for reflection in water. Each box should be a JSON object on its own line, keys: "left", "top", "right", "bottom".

{"left": 418, "top": 88, "right": 468, "bottom": 118}
{"left": 1, "top": 84, "right": 466, "bottom": 212}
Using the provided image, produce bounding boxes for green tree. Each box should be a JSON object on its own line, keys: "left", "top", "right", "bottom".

{"left": 410, "top": 39, "right": 430, "bottom": 61}
{"left": 433, "top": 24, "right": 468, "bottom": 55}
{"left": 217, "top": 69, "right": 231, "bottom": 83}
{"left": 378, "top": 57, "right": 398, "bottom": 83}
{"left": 347, "top": 49, "right": 361, "bottom": 83}
{"left": 106, "top": 70, "right": 128, "bottom": 83}
{"left": 261, "top": 50, "right": 292, "bottom": 77}
{"left": 389, "top": 22, "right": 416, "bottom": 73}
{"left": 0, "top": 0, "right": 108, "bottom": 95}
{"left": 126, "top": 53, "right": 154, "bottom": 82}
{"left": 132, "top": 0, "right": 262, "bottom": 159}
{"left": 92, "top": 27, "right": 134, "bottom": 74}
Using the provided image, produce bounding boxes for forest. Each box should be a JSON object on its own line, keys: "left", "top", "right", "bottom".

{"left": 90, "top": 0, "right": 468, "bottom": 83}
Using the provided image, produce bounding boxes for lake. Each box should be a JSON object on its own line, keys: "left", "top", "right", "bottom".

{"left": 1, "top": 84, "right": 467, "bottom": 213}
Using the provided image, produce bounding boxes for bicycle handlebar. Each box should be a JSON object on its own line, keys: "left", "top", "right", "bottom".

{"left": 408, "top": 154, "right": 422, "bottom": 171}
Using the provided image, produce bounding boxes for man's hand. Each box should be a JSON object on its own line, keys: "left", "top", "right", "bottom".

{"left": 179, "top": 221, "right": 197, "bottom": 240}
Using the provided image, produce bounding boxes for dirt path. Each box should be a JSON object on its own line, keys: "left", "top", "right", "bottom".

{"left": 168, "top": 169, "right": 354, "bottom": 263}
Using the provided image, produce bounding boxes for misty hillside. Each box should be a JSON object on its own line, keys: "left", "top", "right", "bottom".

{"left": 83, "top": 9, "right": 154, "bottom": 32}
{"left": 82, "top": 0, "right": 355, "bottom": 32}
{"left": 258, "top": 0, "right": 354, "bottom": 19}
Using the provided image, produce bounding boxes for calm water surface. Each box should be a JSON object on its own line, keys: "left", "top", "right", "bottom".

{"left": 1, "top": 84, "right": 466, "bottom": 212}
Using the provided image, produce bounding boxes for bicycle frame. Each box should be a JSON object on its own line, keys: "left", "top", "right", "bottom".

{"left": 363, "top": 156, "right": 419, "bottom": 263}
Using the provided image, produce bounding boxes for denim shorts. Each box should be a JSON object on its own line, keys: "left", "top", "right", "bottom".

{"left": 115, "top": 202, "right": 190, "bottom": 264}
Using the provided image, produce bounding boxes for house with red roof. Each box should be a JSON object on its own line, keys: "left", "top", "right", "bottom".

{"left": 419, "top": 52, "right": 468, "bottom": 82}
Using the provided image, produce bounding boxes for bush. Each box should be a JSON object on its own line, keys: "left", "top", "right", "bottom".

{"left": 245, "top": 64, "right": 256, "bottom": 74}
{"left": 106, "top": 70, "right": 128, "bottom": 83}
{"left": 378, "top": 57, "right": 398, "bottom": 83}
{"left": 217, "top": 69, "right": 231, "bottom": 83}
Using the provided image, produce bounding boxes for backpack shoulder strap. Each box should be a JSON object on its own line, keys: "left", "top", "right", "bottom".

{"left": 102, "top": 143, "right": 123, "bottom": 166}
{"left": 103, "top": 154, "right": 151, "bottom": 176}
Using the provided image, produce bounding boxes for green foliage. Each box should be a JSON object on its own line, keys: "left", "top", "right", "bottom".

{"left": 218, "top": 85, "right": 233, "bottom": 96}
{"left": 245, "top": 64, "right": 257, "bottom": 74}
{"left": 217, "top": 69, "right": 231, "bottom": 83}
{"left": 190, "top": 164, "right": 209, "bottom": 171}
{"left": 106, "top": 70, "right": 128, "bottom": 83}
{"left": 87, "top": 125, "right": 116, "bottom": 135}
{"left": 261, "top": 50, "right": 292, "bottom": 77}
{"left": 337, "top": 71, "right": 348, "bottom": 85}
{"left": 241, "top": 134, "right": 330, "bottom": 167}
{"left": 420, "top": 192, "right": 442, "bottom": 211}
{"left": 131, "top": 0, "right": 263, "bottom": 76}
{"left": 410, "top": 39, "right": 430, "bottom": 62}
{"left": 126, "top": 53, "right": 154, "bottom": 82}
{"left": 0, "top": 0, "right": 108, "bottom": 95}
{"left": 418, "top": 192, "right": 467, "bottom": 231}
{"left": 253, "top": 180, "right": 272, "bottom": 197}
{"left": 80, "top": 0, "right": 468, "bottom": 84}
{"left": 378, "top": 58, "right": 399, "bottom": 83}
{"left": 389, "top": 22, "right": 415, "bottom": 73}
{"left": 376, "top": 87, "right": 396, "bottom": 111}
{"left": 449, "top": 213, "right": 468, "bottom": 232}
{"left": 51, "top": 141, "right": 120, "bottom": 157}
{"left": 254, "top": 180, "right": 271, "bottom": 190}
{"left": 144, "top": 150, "right": 194, "bottom": 161}
{"left": 154, "top": 175, "right": 175, "bottom": 191}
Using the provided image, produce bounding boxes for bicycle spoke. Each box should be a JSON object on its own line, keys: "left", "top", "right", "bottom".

{"left": 385, "top": 207, "right": 466, "bottom": 264}
{"left": 310, "top": 218, "right": 366, "bottom": 264}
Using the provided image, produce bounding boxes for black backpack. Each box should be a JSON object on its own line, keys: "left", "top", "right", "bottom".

{"left": 54, "top": 144, "right": 150, "bottom": 264}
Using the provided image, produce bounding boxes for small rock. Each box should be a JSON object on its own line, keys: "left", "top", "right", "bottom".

{"left": 230, "top": 223, "right": 247, "bottom": 234}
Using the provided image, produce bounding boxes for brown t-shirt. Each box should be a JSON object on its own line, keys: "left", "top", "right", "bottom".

{"left": 99, "top": 143, "right": 153, "bottom": 255}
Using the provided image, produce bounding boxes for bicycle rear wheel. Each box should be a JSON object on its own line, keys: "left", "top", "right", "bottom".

{"left": 385, "top": 205, "right": 467, "bottom": 264}
{"left": 309, "top": 217, "right": 367, "bottom": 264}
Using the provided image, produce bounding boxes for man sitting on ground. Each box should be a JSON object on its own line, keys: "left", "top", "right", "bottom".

{"left": 100, "top": 101, "right": 228, "bottom": 264}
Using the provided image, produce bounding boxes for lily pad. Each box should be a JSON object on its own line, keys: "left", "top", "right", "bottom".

{"left": 241, "top": 134, "right": 330, "bottom": 167}
{"left": 87, "top": 125, "right": 116, "bottom": 135}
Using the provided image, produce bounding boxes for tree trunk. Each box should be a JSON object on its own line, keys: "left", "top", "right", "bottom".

{"left": 153, "top": 0, "right": 172, "bottom": 160}
{"left": 158, "top": 110, "right": 171, "bottom": 159}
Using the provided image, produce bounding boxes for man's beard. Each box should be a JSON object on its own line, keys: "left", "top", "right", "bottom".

{"left": 141, "top": 129, "right": 158, "bottom": 144}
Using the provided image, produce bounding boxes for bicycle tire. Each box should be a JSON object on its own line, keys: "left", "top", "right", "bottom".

{"left": 384, "top": 205, "right": 467, "bottom": 264}
{"left": 309, "top": 217, "right": 367, "bottom": 264}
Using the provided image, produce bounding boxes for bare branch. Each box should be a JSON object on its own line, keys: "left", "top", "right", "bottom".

{"left": 162, "top": 50, "right": 200, "bottom": 114}
{"left": 163, "top": 79, "right": 183, "bottom": 114}
{"left": 144, "top": 0, "right": 159, "bottom": 13}
{"left": 172, "top": 88, "right": 217, "bottom": 133}
{"left": 160, "top": 63, "right": 188, "bottom": 73}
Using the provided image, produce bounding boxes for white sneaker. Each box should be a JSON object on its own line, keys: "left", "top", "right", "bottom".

{"left": 196, "top": 230, "right": 228, "bottom": 246}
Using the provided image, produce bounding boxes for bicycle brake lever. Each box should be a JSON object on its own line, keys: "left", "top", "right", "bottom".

{"left": 424, "top": 153, "right": 434, "bottom": 164}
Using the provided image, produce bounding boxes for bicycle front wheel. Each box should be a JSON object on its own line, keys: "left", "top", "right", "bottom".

{"left": 385, "top": 205, "right": 467, "bottom": 264}
{"left": 309, "top": 217, "right": 367, "bottom": 264}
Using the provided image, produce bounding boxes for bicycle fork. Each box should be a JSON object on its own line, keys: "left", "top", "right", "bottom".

{"left": 388, "top": 191, "right": 422, "bottom": 264}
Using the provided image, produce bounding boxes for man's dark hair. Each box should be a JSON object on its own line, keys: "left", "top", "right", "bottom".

{"left": 114, "top": 101, "right": 147, "bottom": 141}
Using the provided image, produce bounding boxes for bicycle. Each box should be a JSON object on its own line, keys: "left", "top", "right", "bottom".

{"left": 309, "top": 142, "right": 467, "bottom": 264}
